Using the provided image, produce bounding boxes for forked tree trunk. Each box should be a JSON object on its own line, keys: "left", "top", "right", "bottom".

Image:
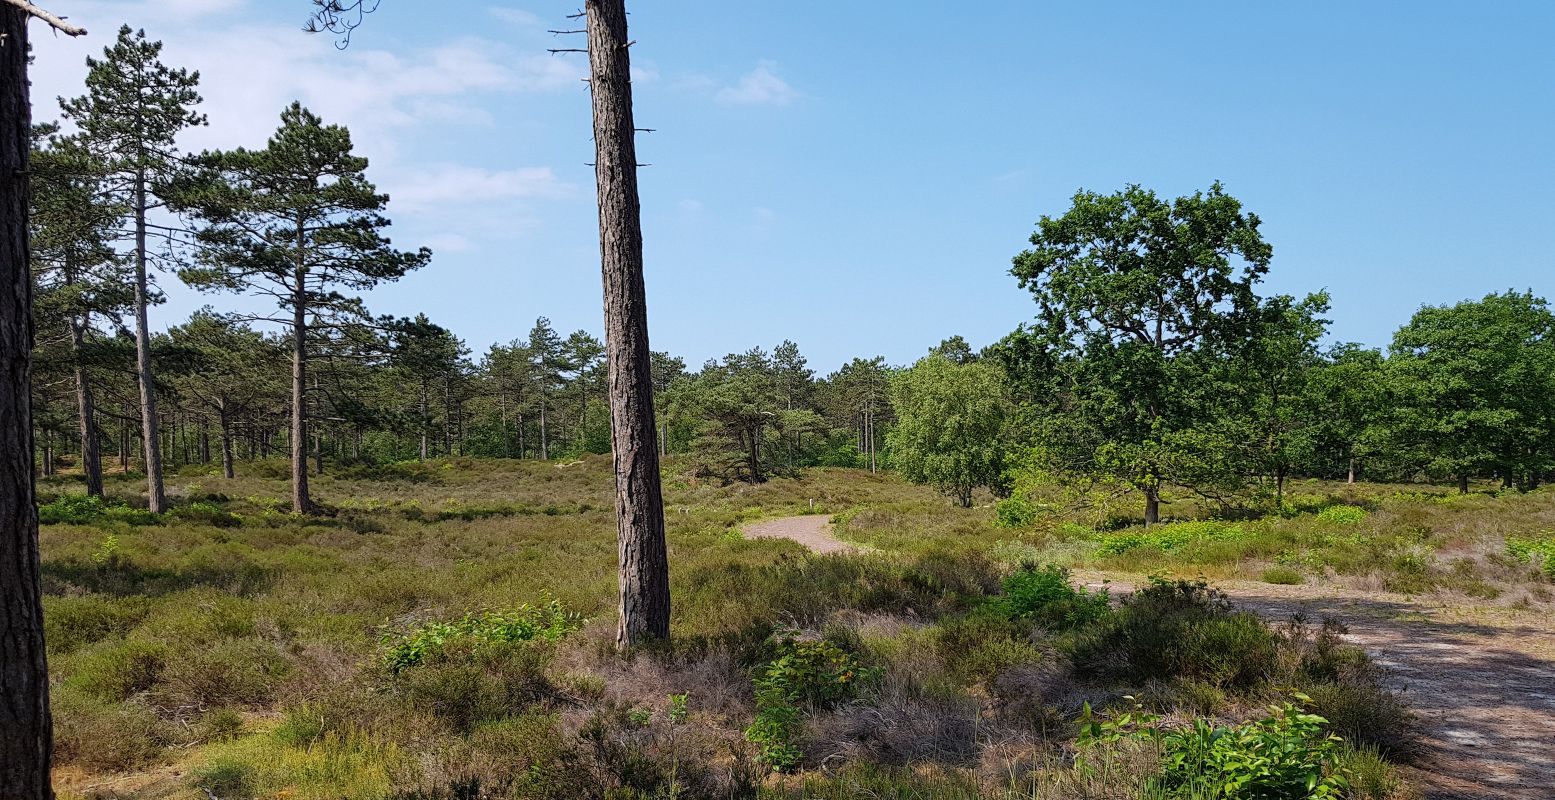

{"left": 586, "top": 0, "right": 670, "bottom": 648}
{"left": 133, "top": 170, "right": 166, "bottom": 512}
{"left": 0, "top": 8, "right": 52, "bottom": 794}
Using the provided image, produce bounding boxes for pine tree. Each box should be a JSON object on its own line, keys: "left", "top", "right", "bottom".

{"left": 172, "top": 103, "right": 428, "bottom": 513}
{"left": 527, "top": 317, "right": 564, "bottom": 460}
{"left": 60, "top": 26, "right": 204, "bottom": 512}
{"left": 29, "top": 129, "right": 132, "bottom": 496}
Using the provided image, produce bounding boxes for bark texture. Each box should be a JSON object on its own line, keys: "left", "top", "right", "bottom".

{"left": 0, "top": 7, "right": 53, "bottom": 795}
{"left": 586, "top": 0, "right": 671, "bottom": 648}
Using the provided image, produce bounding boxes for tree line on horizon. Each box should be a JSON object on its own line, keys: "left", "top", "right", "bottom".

{"left": 30, "top": 28, "right": 1555, "bottom": 528}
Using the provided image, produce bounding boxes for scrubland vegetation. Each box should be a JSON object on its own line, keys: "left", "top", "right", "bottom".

{"left": 37, "top": 457, "right": 1554, "bottom": 799}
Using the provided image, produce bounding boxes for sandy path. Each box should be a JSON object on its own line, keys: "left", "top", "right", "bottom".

{"left": 747, "top": 515, "right": 1554, "bottom": 800}
{"left": 742, "top": 514, "right": 857, "bottom": 554}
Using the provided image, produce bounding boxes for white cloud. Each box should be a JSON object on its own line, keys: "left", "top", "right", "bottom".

{"left": 420, "top": 233, "right": 476, "bottom": 254}
{"left": 715, "top": 61, "right": 798, "bottom": 107}
{"left": 390, "top": 165, "right": 574, "bottom": 213}
{"left": 488, "top": 7, "right": 542, "bottom": 28}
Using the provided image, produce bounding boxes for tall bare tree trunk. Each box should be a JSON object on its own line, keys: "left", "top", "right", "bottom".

{"left": 1347, "top": 457, "right": 1356, "bottom": 484}
{"left": 1, "top": 8, "right": 52, "bottom": 793}
{"left": 133, "top": 170, "right": 165, "bottom": 512}
{"left": 539, "top": 399, "right": 548, "bottom": 460}
{"left": 64, "top": 259, "right": 103, "bottom": 496}
{"left": 418, "top": 381, "right": 429, "bottom": 460}
{"left": 218, "top": 405, "right": 235, "bottom": 479}
{"left": 587, "top": 0, "right": 670, "bottom": 648}
{"left": 290, "top": 259, "right": 312, "bottom": 514}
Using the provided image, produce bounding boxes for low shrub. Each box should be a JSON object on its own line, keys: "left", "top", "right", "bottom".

{"left": 994, "top": 495, "right": 1040, "bottom": 528}
{"left": 1151, "top": 698, "right": 1347, "bottom": 799}
{"left": 171, "top": 501, "right": 244, "bottom": 528}
{"left": 994, "top": 564, "right": 1110, "bottom": 630}
{"left": 1507, "top": 532, "right": 1555, "bottom": 579}
{"left": 382, "top": 600, "right": 583, "bottom": 673}
{"left": 51, "top": 691, "right": 169, "bottom": 771}
{"left": 1069, "top": 578, "right": 1278, "bottom": 692}
{"left": 43, "top": 594, "right": 150, "bottom": 654}
{"left": 1316, "top": 505, "right": 1369, "bottom": 525}
{"left": 745, "top": 629, "right": 877, "bottom": 771}
{"left": 1097, "top": 521, "right": 1245, "bottom": 556}
{"left": 38, "top": 493, "right": 107, "bottom": 524}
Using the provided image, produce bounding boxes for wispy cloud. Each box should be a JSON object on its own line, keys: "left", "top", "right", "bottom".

{"left": 715, "top": 61, "right": 798, "bottom": 107}
{"left": 390, "top": 165, "right": 574, "bottom": 213}
{"left": 488, "top": 6, "right": 542, "bottom": 28}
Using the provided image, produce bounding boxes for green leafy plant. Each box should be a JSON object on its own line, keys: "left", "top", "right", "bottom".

{"left": 744, "top": 629, "right": 878, "bottom": 772}
{"left": 1098, "top": 521, "right": 1245, "bottom": 556}
{"left": 381, "top": 601, "right": 582, "bottom": 673}
{"left": 1316, "top": 505, "right": 1368, "bottom": 525}
{"left": 1152, "top": 696, "right": 1348, "bottom": 799}
{"left": 994, "top": 564, "right": 1110, "bottom": 629}
{"left": 1507, "top": 532, "right": 1555, "bottom": 579}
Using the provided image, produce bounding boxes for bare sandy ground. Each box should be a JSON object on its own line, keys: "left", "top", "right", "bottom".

{"left": 747, "top": 514, "right": 1555, "bottom": 800}
{"left": 742, "top": 514, "right": 858, "bottom": 554}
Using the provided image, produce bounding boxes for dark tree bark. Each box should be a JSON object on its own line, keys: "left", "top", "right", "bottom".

{"left": 585, "top": 0, "right": 670, "bottom": 648}
{"left": 1, "top": 7, "right": 53, "bottom": 796}
{"left": 290, "top": 260, "right": 312, "bottom": 513}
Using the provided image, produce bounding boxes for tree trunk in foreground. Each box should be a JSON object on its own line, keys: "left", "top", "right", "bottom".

{"left": 586, "top": 0, "right": 670, "bottom": 649}
{"left": 0, "top": 8, "right": 53, "bottom": 794}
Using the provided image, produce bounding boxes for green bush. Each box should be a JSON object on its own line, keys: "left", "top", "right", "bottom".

{"left": 171, "top": 501, "right": 244, "bottom": 528}
{"left": 382, "top": 600, "right": 583, "bottom": 673}
{"left": 934, "top": 607, "right": 1042, "bottom": 685}
{"left": 51, "top": 690, "right": 169, "bottom": 771}
{"left": 1151, "top": 697, "right": 1347, "bottom": 799}
{"left": 38, "top": 493, "right": 107, "bottom": 524}
{"left": 68, "top": 637, "right": 168, "bottom": 702}
{"left": 994, "top": 564, "right": 1110, "bottom": 630}
{"left": 1507, "top": 533, "right": 1555, "bottom": 579}
{"left": 44, "top": 594, "right": 150, "bottom": 654}
{"left": 994, "top": 495, "right": 1039, "bottom": 528}
{"left": 745, "top": 629, "right": 877, "bottom": 771}
{"left": 1316, "top": 505, "right": 1368, "bottom": 525}
{"left": 1069, "top": 578, "right": 1277, "bottom": 692}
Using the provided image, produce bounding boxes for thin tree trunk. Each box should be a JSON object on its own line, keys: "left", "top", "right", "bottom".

{"left": 587, "top": 0, "right": 670, "bottom": 648}
{"left": 1457, "top": 473, "right": 1469, "bottom": 495}
{"left": 539, "top": 398, "right": 548, "bottom": 460}
{"left": 290, "top": 250, "right": 312, "bottom": 514}
{"left": 418, "top": 380, "right": 428, "bottom": 460}
{"left": 218, "top": 405, "right": 235, "bottom": 479}
{"left": 133, "top": 170, "right": 166, "bottom": 512}
{"left": 1144, "top": 485, "right": 1161, "bottom": 526}
{"left": 0, "top": 9, "right": 52, "bottom": 791}
{"left": 1347, "top": 457, "right": 1356, "bottom": 484}
{"left": 63, "top": 259, "right": 103, "bottom": 496}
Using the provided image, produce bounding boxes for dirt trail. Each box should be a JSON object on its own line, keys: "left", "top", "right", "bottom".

{"left": 743, "top": 514, "right": 857, "bottom": 554}
{"left": 749, "top": 515, "right": 1555, "bottom": 800}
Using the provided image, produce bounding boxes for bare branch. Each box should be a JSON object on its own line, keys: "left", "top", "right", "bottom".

{"left": 3, "top": 0, "right": 87, "bottom": 36}
{"left": 548, "top": 48, "right": 588, "bottom": 54}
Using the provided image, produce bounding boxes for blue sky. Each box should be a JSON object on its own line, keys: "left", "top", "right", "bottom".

{"left": 33, "top": 1, "right": 1555, "bottom": 373}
